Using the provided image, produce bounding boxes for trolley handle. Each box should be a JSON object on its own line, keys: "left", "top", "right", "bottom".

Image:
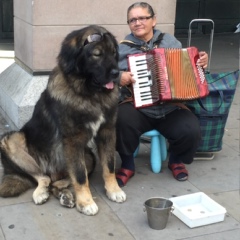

{"left": 187, "top": 19, "right": 214, "bottom": 73}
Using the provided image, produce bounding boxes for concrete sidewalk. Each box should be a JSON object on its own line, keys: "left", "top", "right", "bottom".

{"left": 0, "top": 33, "right": 239, "bottom": 240}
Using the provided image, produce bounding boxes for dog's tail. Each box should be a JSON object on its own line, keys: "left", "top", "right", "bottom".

{"left": 0, "top": 174, "right": 35, "bottom": 197}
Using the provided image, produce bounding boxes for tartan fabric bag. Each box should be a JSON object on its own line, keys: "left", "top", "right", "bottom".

{"left": 185, "top": 69, "right": 239, "bottom": 152}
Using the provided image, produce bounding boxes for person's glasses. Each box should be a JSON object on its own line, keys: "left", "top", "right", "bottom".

{"left": 127, "top": 16, "right": 153, "bottom": 25}
{"left": 84, "top": 33, "right": 103, "bottom": 46}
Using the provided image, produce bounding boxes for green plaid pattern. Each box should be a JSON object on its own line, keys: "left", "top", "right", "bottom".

{"left": 197, "top": 115, "right": 228, "bottom": 152}
{"left": 186, "top": 70, "right": 239, "bottom": 152}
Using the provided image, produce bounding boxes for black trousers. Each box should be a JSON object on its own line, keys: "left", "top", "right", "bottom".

{"left": 116, "top": 103, "right": 201, "bottom": 164}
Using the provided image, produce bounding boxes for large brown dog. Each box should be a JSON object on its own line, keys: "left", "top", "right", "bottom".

{"left": 0, "top": 25, "right": 126, "bottom": 215}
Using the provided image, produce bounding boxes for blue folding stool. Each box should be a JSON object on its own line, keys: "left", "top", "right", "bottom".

{"left": 134, "top": 130, "right": 167, "bottom": 173}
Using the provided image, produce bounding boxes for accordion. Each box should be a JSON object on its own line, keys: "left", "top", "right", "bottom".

{"left": 127, "top": 47, "right": 209, "bottom": 108}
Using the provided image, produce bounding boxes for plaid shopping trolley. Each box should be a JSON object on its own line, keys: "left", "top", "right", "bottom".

{"left": 186, "top": 19, "right": 239, "bottom": 155}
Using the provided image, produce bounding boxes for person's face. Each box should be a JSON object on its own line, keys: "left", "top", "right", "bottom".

{"left": 127, "top": 7, "right": 156, "bottom": 42}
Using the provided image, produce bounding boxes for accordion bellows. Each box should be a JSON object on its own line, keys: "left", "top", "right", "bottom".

{"left": 128, "top": 47, "right": 209, "bottom": 108}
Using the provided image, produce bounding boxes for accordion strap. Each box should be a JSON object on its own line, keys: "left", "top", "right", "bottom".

{"left": 120, "top": 33, "right": 164, "bottom": 52}
{"left": 152, "top": 33, "right": 165, "bottom": 47}
{"left": 118, "top": 86, "right": 134, "bottom": 105}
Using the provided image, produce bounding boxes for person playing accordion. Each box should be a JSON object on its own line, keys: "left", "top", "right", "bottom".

{"left": 115, "top": 2, "right": 209, "bottom": 187}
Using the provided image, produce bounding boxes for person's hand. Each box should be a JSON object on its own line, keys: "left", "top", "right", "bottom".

{"left": 120, "top": 72, "right": 136, "bottom": 86}
{"left": 197, "top": 51, "right": 208, "bottom": 69}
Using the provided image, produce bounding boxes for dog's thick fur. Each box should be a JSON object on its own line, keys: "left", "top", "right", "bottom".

{"left": 0, "top": 25, "right": 126, "bottom": 215}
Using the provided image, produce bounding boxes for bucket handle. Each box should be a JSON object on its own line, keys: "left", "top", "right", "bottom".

{"left": 143, "top": 206, "right": 175, "bottom": 213}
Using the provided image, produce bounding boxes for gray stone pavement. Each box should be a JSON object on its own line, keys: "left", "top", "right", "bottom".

{"left": 0, "top": 33, "right": 239, "bottom": 240}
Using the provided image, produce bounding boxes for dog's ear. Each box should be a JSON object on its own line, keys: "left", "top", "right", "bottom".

{"left": 104, "top": 32, "right": 119, "bottom": 61}
{"left": 57, "top": 32, "right": 84, "bottom": 75}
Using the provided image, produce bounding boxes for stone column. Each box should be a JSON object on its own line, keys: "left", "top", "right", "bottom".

{"left": 0, "top": 0, "right": 177, "bottom": 129}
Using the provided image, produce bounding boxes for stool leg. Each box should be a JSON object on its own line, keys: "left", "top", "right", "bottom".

{"left": 150, "top": 136, "right": 161, "bottom": 173}
{"left": 159, "top": 135, "right": 167, "bottom": 161}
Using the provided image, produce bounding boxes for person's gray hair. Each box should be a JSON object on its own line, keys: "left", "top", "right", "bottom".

{"left": 127, "top": 2, "right": 155, "bottom": 18}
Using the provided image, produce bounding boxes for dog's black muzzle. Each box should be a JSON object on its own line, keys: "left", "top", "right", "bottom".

{"left": 110, "top": 68, "right": 119, "bottom": 79}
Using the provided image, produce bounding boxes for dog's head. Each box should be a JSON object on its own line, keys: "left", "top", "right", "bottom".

{"left": 57, "top": 25, "right": 119, "bottom": 90}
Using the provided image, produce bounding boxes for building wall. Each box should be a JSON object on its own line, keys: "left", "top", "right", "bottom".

{"left": 13, "top": 0, "right": 177, "bottom": 73}
{"left": 2, "top": 0, "right": 239, "bottom": 42}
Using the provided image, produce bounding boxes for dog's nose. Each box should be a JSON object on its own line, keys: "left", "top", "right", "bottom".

{"left": 110, "top": 69, "right": 119, "bottom": 79}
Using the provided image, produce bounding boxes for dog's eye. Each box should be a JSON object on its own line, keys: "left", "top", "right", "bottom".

{"left": 92, "top": 49, "right": 102, "bottom": 57}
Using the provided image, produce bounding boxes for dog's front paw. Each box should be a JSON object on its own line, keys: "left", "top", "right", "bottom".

{"left": 76, "top": 202, "right": 99, "bottom": 216}
{"left": 107, "top": 189, "right": 126, "bottom": 203}
{"left": 32, "top": 187, "right": 49, "bottom": 204}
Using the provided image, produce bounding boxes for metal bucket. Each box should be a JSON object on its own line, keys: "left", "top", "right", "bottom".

{"left": 144, "top": 197, "right": 173, "bottom": 230}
